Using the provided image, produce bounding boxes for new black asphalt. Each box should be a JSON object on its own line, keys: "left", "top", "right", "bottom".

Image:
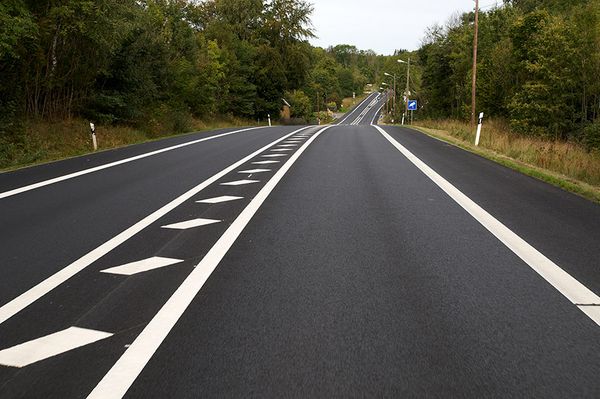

{"left": 0, "top": 115, "right": 599, "bottom": 398}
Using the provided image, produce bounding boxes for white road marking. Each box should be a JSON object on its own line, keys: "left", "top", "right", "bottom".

{"left": 161, "top": 218, "right": 221, "bottom": 230}
{"left": 220, "top": 179, "right": 260, "bottom": 186}
{"left": 262, "top": 154, "right": 287, "bottom": 158}
{"left": 277, "top": 144, "right": 298, "bottom": 147}
{"left": 0, "top": 327, "right": 112, "bottom": 368}
{"left": 0, "top": 127, "right": 265, "bottom": 200}
{"left": 100, "top": 257, "right": 184, "bottom": 276}
{"left": 196, "top": 196, "right": 243, "bottom": 204}
{"left": 270, "top": 148, "right": 293, "bottom": 152}
{"left": 374, "top": 125, "right": 600, "bottom": 326}
{"left": 371, "top": 104, "right": 385, "bottom": 125}
{"left": 87, "top": 125, "right": 332, "bottom": 399}
{"left": 252, "top": 160, "right": 280, "bottom": 165}
{"left": 351, "top": 96, "right": 380, "bottom": 125}
{"left": 237, "top": 169, "right": 271, "bottom": 174}
{"left": 337, "top": 92, "right": 378, "bottom": 125}
{"left": 0, "top": 126, "right": 312, "bottom": 325}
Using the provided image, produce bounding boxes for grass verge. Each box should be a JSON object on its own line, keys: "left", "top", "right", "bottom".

{"left": 0, "top": 116, "right": 265, "bottom": 172}
{"left": 406, "top": 119, "right": 600, "bottom": 204}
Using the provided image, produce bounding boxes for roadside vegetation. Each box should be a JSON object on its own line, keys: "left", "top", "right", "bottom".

{"left": 412, "top": 119, "right": 600, "bottom": 202}
{"left": 376, "top": 0, "right": 600, "bottom": 201}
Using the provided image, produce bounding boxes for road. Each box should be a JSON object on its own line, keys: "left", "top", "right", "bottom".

{"left": 1, "top": 93, "right": 600, "bottom": 398}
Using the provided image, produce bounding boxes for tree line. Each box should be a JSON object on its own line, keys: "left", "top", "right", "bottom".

{"left": 0, "top": 0, "right": 405, "bottom": 151}
{"left": 415, "top": 0, "right": 600, "bottom": 149}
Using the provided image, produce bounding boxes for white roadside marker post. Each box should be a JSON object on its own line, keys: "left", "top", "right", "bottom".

{"left": 268, "top": 114, "right": 272, "bottom": 127}
{"left": 90, "top": 122, "right": 98, "bottom": 151}
{"left": 475, "top": 112, "right": 484, "bottom": 146}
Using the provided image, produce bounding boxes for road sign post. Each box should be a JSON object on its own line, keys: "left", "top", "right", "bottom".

{"left": 475, "top": 112, "right": 484, "bottom": 146}
{"left": 407, "top": 100, "right": 417, "bottom": 125}
{"left": 89, "top": 123, "right": 97, "bottom": 151}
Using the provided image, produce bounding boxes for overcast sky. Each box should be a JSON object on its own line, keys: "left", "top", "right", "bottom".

{"left": 309, "top": 0, "right": 481, "bottom": 54}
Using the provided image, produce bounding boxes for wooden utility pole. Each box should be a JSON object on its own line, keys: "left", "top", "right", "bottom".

{"left": 470, "top": 0, "right": 480, "bottom": 129}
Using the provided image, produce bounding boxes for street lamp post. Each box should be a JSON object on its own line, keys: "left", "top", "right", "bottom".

{"left": 384, "top": 72, "right": 397, "bottom": 114}
{"left": 398, "top": 58, "right": 411, "bottom": 125}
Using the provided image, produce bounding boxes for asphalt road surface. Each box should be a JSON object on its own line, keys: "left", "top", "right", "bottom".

{"left": 1, "top": 93, "right": 600, "bottom": 398}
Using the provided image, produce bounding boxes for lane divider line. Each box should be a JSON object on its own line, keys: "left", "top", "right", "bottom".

{"left": 374, "top": 125, "right": 600, "bottom": 326}
{"left": 0, "top": 126, "right": 268, "bottom": 200}
{"left": 87, "top": 125, "right": 332, "bottom": 399}
{"left": 0, "top": 126, "right": 312, "bottom": 325}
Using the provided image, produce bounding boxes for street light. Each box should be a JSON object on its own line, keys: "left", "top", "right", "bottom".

{"left": 383, "top": 72, "right": 397, "bottom": 113}
{"left": 398, "top": 58, "right": 412, "bottom": 125}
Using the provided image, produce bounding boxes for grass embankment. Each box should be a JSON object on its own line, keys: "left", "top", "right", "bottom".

{"left": 411, "top": 119, "right": 600, "bottom": 203}
{"left": 1, "top": 116, "right": 264, "bottom": 172}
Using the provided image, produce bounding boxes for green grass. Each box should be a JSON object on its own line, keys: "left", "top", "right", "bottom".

{"left": 0, "top": 116, "right": 265, "bottom": 172}
{"left": 406, "top": 119, "right": 600, "bottom": 203}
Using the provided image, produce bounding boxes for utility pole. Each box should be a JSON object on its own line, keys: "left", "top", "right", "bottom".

{"left": 470, "top": 0, "right": 480, "bottom": 129}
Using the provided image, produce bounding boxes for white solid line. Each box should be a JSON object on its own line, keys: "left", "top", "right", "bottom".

{"left": 0, "top": 327, "right": 112, "bottom": 368}
{"left": 262, "top": 154, "right": 287, "bottom": 158}
{"left": 220, "top": 179, "right": 260, "bottom": 186}
{"left": 252, "top": 160, "right": 280, "bottom": 165}
{"left": 371, "top": 104, "right": 385, "bottom": 125}
{"left": 0, "top": 126, "right": 312, "bottom": 325}
{"left": 100, "top": 257, "right": 184, "bottom": 276}
{"left": 196, "top": 196, "right": 243, "bottom": 204}
{"left": 373, "top": 125, "right": 600, "bottom": 326}
{"left": 0, "top": 127, "right": 265, "bottom": 200}
{"left": 87, "top": 125, "right": 332, "bottom": 399}
{"left": 237, "top": 169, "right": 271, "bottom": 174}
{"left": 162, "top": 218, "right": 221, "bottom": 230}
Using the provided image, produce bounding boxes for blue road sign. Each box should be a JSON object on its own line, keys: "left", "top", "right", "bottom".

{"left": 408, "top": 100, "right": 417, "bottom": 111}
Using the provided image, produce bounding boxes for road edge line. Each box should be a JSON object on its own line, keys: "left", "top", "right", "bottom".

{"left": 0, "top": 126, "right": 268, "bottom": 200}
{"left": 373, "top": 124, "right": 600, "bottom": 326}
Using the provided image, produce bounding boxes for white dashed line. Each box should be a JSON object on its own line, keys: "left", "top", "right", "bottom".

{"left": 196, "top": 196, "right": 243, "bottom": 204}
{"left": 0, "top": 126, "right": 312, "bottom": 325}
{"left": 252, "top": 160, "right": 280, "bottom": 165}
{"left": 220, "top": 179, "right": 260, "bottom": 186}
{"left": 87, "top": 125, "right": 332, "bottom": 399}
{"left": 237, "top": 169, "right": 271, "bottom": 174}
{"left": 100, "top": 257, "right": 184, "bottom": 276}
{"left": 0, "top": 327, "right": 113, "bottom": 368}
{"left": 161, "top": 218, "right": 221, "bottom": 230}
